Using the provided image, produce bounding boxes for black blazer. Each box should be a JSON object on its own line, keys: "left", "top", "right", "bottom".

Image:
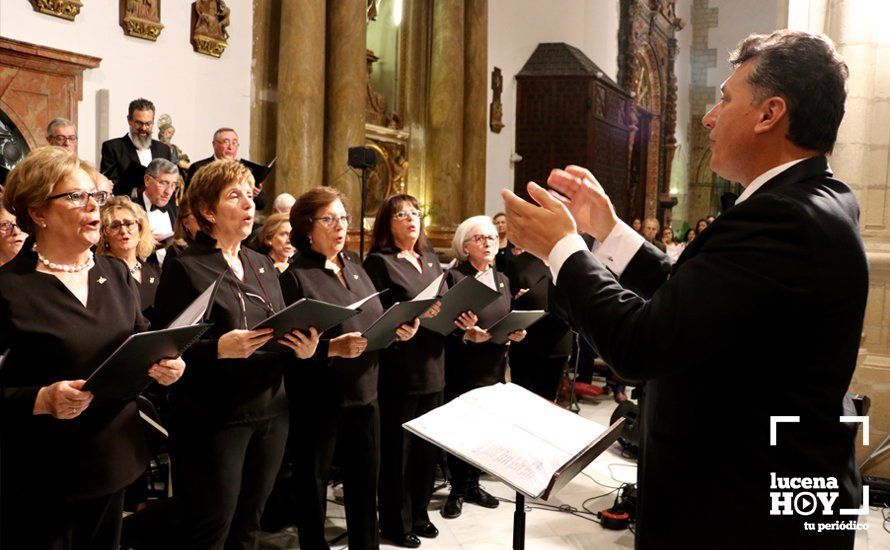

{"left": 443, "top": 262, "right": 512, "bottom": 397}
{"left": 188, "top": 156, "right": 266, "bottom": 210}
{"left": 0, "top": 244, "right": 150, "bottom": 502}
{"left": 153, "top": 232, "right": 289, "bottom": 427}
{"left": 0, "top": 165, "right": 8, "bottom": 185}
{"left": 100, "top": 134, "right": 172, "bottom": 197}
{"left": 279, "top": 248, "right": 385, "bottom": 407}
{"left": 364, "top": 249, "right": 446, "bottom": 395}
{"left": 553, "top": 156, "right": 866, "bottom": 549}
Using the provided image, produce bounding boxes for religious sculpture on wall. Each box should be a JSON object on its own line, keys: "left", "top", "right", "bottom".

{"left": 191, "top": 0, "right": 230, "bottom": 58}
{"left": 489, "top": 67, "right": 505, "bottom": 133}
{"left": 29, "top": 0, "right": 82, "bottom": 21}
{"left": 366, "top": 49, "right": 402, "bottom": 129}
{"left": 120, "top": 0, "right": 164, "bottom": 41}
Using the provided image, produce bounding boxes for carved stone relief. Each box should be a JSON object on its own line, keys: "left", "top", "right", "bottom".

{"left": 489, "top": 67, "right": 504, "bottom": 133}
{"left": 120, "top": 0, "right": 164, "bottom": 41}
{"left": 29, "top": 0, "right": 82, "bottom": 21}
{"left": 191, "top": 0, "right": 230, "bottom": 58}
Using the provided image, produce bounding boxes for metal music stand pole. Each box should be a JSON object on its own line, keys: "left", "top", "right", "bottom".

{"left": 513, "top": 492, "right": 526, "bottom": 549}
{"left": 359, "top": 166, "right": 369, "bottom": 262}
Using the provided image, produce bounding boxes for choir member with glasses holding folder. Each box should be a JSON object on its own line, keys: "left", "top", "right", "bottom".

{"left": 153, "top": 159, "right": 318, "bottom": 549}
{"left": 363, "top": 195, "right": 447, "bottom": 548}
{"left": 280, "top": 187, "right": 420, "bottom": 550}
{"left": 0, "top": 147, "right": 185, "bottom": 550}
{"left": 441, "top": 215, "right": 526, "bottom": 520}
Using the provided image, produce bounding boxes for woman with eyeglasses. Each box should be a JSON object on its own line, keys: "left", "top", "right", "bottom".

{"left": 0, "top": 147, "right": 185, "bottom": 550}
{"left": 97, "top": 196, "right": 160, "bottom": 321}
{"left": 362, "top": 195, "right": 447, "bottom": 548}
{"left": 0, "top": 201, "right": 27, "bottom": 266}
{"left": 441, "top": 215, "right": 526, "bottom": 521}
{"left": 164, "top": 194, "right": 200, "bottom": 263}
{"left": 280, "top": 186, "right": 419, "bottom": 550}
{"left": 152, "top": 159, "right": 318, "bottom": 549}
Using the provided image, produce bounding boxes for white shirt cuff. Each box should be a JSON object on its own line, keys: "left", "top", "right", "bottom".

{"left": 592, "top": 221, "right": 645, "bottom": 278}
{"left": 548, "top": 234, "right": 588, "bottom": 284}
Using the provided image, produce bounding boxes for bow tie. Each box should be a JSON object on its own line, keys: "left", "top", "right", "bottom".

{"left": 150, "top": 204, "right": 168, "bottom": 213}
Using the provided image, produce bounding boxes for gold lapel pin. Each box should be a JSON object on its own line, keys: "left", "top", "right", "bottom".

{"left": 98, "top": 277, "right": 107, "bottom": 285}
{"left": 149, "top": 277, "right": 155, "bottom": 284}
{"left": 428, "top": 262, "right": 433, "bottom": 267}
{"left": 353, "top": 274, "right": 359, "bottom": 280}
{"left": 259, "top": 267, "right": 265, "bottom": 274}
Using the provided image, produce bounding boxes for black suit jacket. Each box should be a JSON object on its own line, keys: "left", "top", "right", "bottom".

{"left": 0, "top": 165, "right": 8, "bottom": 185}
{"left": 554, "top": 156, "right": 866, "bottom": 549}
{"left": 100, "top": 134, "right": 172, "bottom": 197}
{"left": 188, "top": 156, "right": 267, "bottom": 210}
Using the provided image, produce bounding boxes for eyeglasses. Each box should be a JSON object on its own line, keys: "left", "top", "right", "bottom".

{"left": 130, "top": 120, "right": 153, "bottom": 128}
{"left": 107, "top": 219, "right": 141, "bottom": 233}
{"left": 312, "top": 214, "right": 351, "bottom": 228}
{"left": 393, "top": 210, "right": 423, "bottom": 221}
{"left": 47, "top": 135, "right": 78, "bottom": 144}
{"left": 148, "top": 176, "right": 178, "bottom": 190}
{"left": 214, "top": 139, "right": 239, "bottom": 147}
{"left": 466, "top": 234, "right": 498, "bottom": 245}
{"left": 47, "top": 190, "right": 109, "bottom": 208}
{"left": 0, "top": 221, "right": 21, "bottom": 235}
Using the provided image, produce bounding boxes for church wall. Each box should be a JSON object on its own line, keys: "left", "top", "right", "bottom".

{"left": 0, "top": 0, "right": 254, "bottom": 169}
{"left": 485, "top": 0, "right": 621, "bottom": 217}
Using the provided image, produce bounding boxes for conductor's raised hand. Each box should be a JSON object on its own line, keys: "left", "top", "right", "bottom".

{"left": 501, "top": 182, "right": 577, "bottom": 261}
{"left": 148, "top": 357, "right": 186, "bottom": 386}
{"left": 217, "top": 328, "right": 275, "bottom": 359}
{"left": 396, "top": 317, "right": 420, "bottom": 342}
{"left": 33, "top": 379, "right": 93, "bottom": 420}
{"left": 328, "top": 332, "right": 368, "bottom": 359}
{"left": 547, "top": 165, "right": 619, "bottom": 241}
{"left": 279, "top": 327, "right": 320, "bottom": 359}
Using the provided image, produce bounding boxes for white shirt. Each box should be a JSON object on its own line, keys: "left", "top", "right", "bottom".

{"left": 547, "top": 159, "right": 809, "bottom": 283}
{"left": 142, "top": 192, "right": 174, "bottom": 241}
{"left": 129, "top": 134, "right": 153, "bottom": 167}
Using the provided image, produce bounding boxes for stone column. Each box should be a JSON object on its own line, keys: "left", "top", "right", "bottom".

{"left": 427, "top": 0, "right": 465, "bottom": 228}
{"left": 324, "top": 0, "right": 367, "bottom": 217}
{"left": 250, "top": 0, "right": 281, "bottom": 202}
{"left": 461, "top": 0, "right": 487, "bottom": 218}
{"left": 275, "top": 0, "right": 325, "bottom": 197}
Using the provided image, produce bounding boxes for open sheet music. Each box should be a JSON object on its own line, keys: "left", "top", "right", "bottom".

{"left": 404, "top": 383, "right": 624, "bottom": 499}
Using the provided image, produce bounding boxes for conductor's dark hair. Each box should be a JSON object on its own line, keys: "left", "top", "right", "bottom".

{"left": 729, "top": 30, "right": 848, "bottom": 153}
{"left": 128, "top": 98, "right": 156, "bottom": 118}
{"left": 369, "top": 194, "right": 432, "bottom": 255}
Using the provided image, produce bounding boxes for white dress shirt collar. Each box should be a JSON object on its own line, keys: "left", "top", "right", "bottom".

{"left": 734, "top": 158, "right": 808, "bottom": 206}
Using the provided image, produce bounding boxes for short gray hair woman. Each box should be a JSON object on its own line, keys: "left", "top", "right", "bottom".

{"left": 451, "top": 215, "right": 496, "bottom": 263}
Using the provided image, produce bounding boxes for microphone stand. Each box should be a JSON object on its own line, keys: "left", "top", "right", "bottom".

{"left": 359, "top": 164, "right": 370, "bottom": 262}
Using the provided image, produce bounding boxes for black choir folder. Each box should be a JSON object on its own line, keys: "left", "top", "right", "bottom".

{"left": 404, "top": 383, "right": 625, "bottom": 499}
{"left": 484, "top": 310, "right": 546, "bottom": 345}
{"left": 82, "top": 271, "right": 225, "bottom": 400}
{"left": 362, "top": 298, "right": 437, "bottom": 351}
{"left": 419, "top": 274, "right": 502, "bottom": 335}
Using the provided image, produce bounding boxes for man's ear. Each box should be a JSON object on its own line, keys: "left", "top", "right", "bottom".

{"left": 753, "top": 96, "right": 788, "bottom": 135}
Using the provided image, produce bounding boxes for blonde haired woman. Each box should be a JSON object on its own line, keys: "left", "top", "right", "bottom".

{"left": 98, "top": 196, "right": 160, "bottom": 320}
{"left": 257, "top": 212, "right": 295, "bottom": 272}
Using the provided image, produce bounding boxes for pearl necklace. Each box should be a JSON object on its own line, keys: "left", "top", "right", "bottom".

{"left": 32, "top": 244, "right": 95, "bottom": 273}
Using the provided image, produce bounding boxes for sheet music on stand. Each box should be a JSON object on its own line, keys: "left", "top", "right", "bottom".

{"left": 404, "top": 383, "right": 624, "bottom": 500}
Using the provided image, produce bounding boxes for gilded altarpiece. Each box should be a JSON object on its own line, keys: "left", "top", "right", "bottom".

{"left": 618, "top": 0, "right": 684, "bottom": 223}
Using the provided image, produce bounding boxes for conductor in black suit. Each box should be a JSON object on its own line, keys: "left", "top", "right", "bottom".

{"left": 100, "top": 98, "right": 173, "bottom": 197}
{"left": 503, "top": 31, "right": 865, "bottom": 549}
{"left": 187, "top": 128, "right": 266, "bottom": 210}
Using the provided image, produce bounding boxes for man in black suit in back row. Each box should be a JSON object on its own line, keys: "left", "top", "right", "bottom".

{"left": 100, "top": 98, "right": 173, "bottom": 197}
{"left": 188, "top": 127, "right": 266, "bottom": 210}
{"left": 504, "top": 31, "right": 866, "bottom": 549}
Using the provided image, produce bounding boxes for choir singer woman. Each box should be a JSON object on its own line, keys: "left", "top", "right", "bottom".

{"left": 0, "top": 147, "right": 185, "bottom": 550}
{"left": 280, "top": 187, "right": 419, "bottom": 550}
{"left": 97, "top": 196, "right": 160, "bottom": 320}
{"left": 441, "top": 215, "right": 525, "bottom": 520}
{"left": 153, "top": 159, "right": 318, "bottom": 549}
{"left": 363, "top": 195, "right": 446, "bottom": 547}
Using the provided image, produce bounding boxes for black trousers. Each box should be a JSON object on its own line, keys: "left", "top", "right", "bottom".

{"left": 2, "top": 489, "right": 125, "bottom": 550}
{"left": 509, "top": 354, "right": 569, "bottom": 401}
{"left": 291, "top": 400, "right": 380, "bottom": 550}
{"left": 173, "top": 413, "right": 288, "bottom": 550}
{"left": 446, "top": 454, "right": 482, "bottom": 497}
{"left": 377, "top": 391, "right": 443, "bottom": 538}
